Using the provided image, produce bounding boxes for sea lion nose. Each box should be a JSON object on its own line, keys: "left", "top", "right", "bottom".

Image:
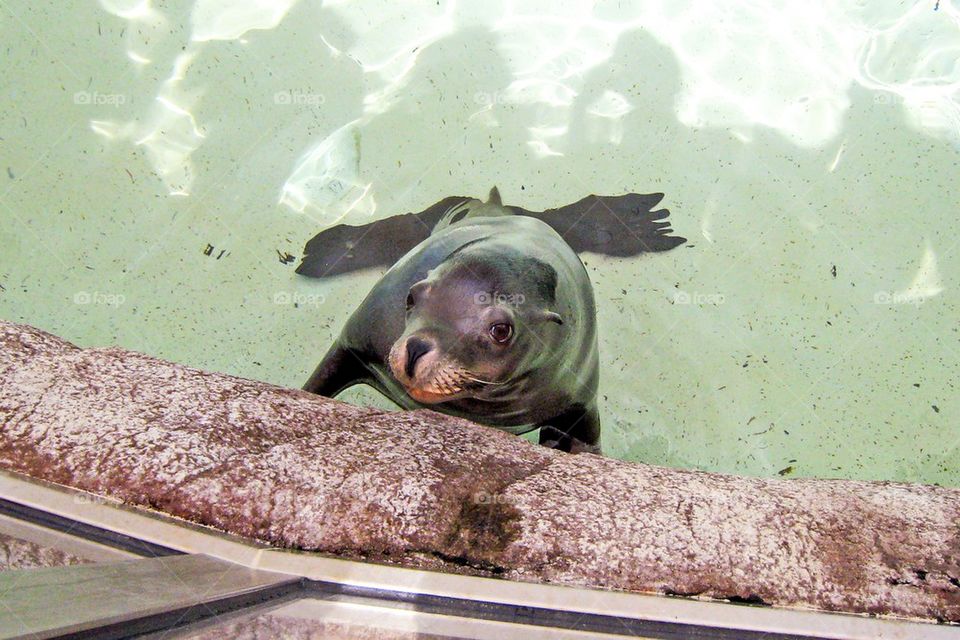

{"left": 404, "top": 337, "right": 432, "bottom": 378}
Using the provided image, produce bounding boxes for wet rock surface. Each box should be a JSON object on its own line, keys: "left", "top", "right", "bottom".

{"left": 0, "top": 321, "right": 957, "bottom": 623}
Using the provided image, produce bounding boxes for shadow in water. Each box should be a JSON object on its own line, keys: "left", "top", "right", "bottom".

{"left": 296, "top": 191, "right": 687, "bottom": 278}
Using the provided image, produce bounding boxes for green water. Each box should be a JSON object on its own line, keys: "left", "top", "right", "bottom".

{"left": 1, "top": 0, "right": 957, "bottom": 485}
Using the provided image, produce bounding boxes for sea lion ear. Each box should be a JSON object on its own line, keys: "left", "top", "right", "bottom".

{"left": 540, "top": 310, "right": 563, "bottom": 325}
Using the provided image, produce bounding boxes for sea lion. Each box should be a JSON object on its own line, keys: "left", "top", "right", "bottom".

{"left": 303, "top": 187, "right": 601, "bottom": 453}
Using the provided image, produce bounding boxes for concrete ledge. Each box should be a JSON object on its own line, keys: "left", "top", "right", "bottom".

{"left": 0, "top": 321, "right": 957, "bottom": 623}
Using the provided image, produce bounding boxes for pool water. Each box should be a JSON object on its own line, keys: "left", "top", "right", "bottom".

{"left": 1, "top": 0, "right": 957, "bottom": 485}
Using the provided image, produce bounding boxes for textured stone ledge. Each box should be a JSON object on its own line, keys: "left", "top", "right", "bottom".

{"left": 0, "top": 321, "right": 957, "bottom": 623}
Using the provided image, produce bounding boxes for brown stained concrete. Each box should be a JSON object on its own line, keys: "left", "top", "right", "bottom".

{"left": 0, "top": 321, "right": 957, "bottom": 622}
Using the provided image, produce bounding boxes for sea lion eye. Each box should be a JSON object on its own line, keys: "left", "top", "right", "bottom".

{"left": 489, "top": 322, "right": 513, "bottom": 344}
{"left": 405, "top": 292, "right": 415, "bottom": 310}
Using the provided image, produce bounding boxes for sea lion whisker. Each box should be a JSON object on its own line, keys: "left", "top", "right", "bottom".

{"left": 460, "top": 374, "right": 506, "bottom": 386}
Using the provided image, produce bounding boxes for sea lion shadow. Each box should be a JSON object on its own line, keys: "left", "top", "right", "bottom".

{"left": 296, "top": 192, "right": 687, "bottom": 278}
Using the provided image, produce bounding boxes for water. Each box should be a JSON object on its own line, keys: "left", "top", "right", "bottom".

{"left": 1, "top": 0, "right": 957, "bottom": 485}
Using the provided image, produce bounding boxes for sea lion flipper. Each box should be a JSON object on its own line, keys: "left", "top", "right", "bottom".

{"left": 298, "top": 191, "right": 685, "bottom": 279}
{"left": 303, "top": 344, "right": 367, "bottom": 397}
{"left": 537, "top": 405, "right": 602, "bottom": 454}
{"left": 297, "top": 196, "right": 472, "bottom": 278}
{"left": 517, "top": 193, "right": 686, "bottom": 256}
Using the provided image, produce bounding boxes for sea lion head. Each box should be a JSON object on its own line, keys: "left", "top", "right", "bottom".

{"left": 388, "top": 246, "right": 564, "bottom": 405}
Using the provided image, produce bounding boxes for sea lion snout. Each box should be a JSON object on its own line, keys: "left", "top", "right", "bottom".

{"left": 404, "top": 336, "right": 434, "bottom": 378}
{"left": 388, "top": 333, "right": 476, "bottom": 404}
{"left": 389, "top": 333, "right": 440, "bottom": 385}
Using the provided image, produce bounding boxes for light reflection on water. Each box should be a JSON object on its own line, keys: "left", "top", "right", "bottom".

{"left": 1, "top": 0, "right": 957, "bottom": 484}
{"left": 90, "top": 0, "right": 960, "bottom": 214}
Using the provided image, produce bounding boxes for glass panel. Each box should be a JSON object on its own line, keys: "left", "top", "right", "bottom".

{"left": 0, "top": 513, "right": 136, "bottom": 570}
{"left": 0, "top": 531, "right": 92, "bottom": 571}
{"left": 158, "top": 596, "right": 643, "bottom": 640}
{"left": 0, "top": 553, "right": 298, "bottom": 639}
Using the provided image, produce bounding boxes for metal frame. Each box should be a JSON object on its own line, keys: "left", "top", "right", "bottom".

{"left": 0, "top": 471, "right": 952, "bottom": 640}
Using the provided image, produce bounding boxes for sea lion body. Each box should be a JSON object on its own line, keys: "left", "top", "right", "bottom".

{"left": 304, "top": 189, "right": 601, "bottom": 453}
